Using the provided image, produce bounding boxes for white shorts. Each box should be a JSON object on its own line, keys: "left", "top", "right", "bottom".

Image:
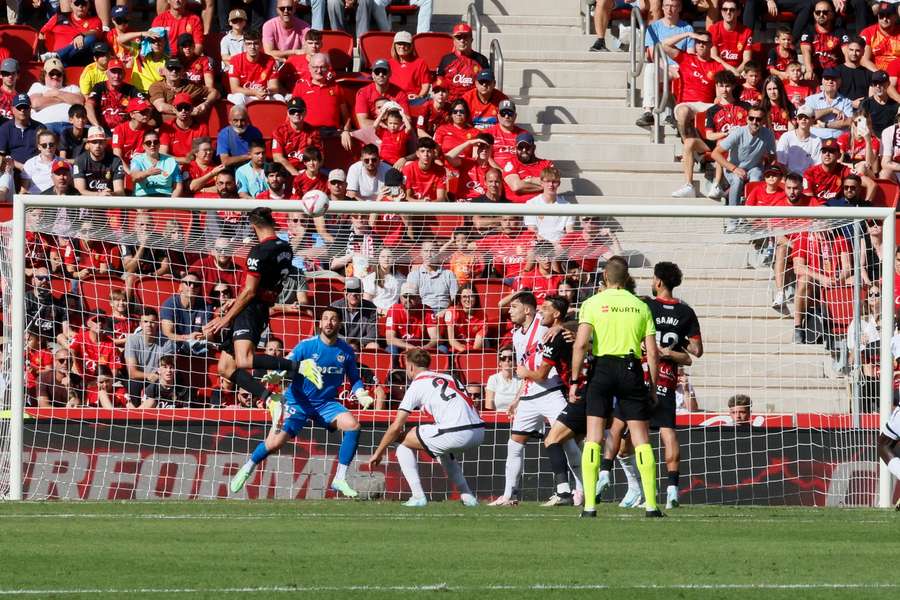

{"left": 511, "top": 389, "right": 567, "bottom": 435}
{"left": 882, "top": 406, "right": 900, "bottom": 440}
{"left": 416, "top": 424, "right": 485, "bottom": 457}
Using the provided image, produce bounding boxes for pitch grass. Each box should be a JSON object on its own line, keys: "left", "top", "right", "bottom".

{"left": 0, "top": 501, "right": 897, "bottom": 600}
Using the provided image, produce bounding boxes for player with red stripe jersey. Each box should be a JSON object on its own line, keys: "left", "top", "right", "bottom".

{"left": 436, "top": 23, "right": 490, "bottom": 99}
{"left": 708, "top": 2, "right": 753, "bottom": 70}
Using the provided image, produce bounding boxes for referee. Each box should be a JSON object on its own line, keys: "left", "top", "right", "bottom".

{"left": 571, "top": 256, "right": 663, "bottom": 518}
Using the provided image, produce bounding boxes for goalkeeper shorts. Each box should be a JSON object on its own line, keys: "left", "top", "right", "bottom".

{"left": 282, "top": 400, "right": 348, "bottom": 437}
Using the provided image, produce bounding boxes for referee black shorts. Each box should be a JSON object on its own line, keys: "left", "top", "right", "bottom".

{"left": 221, "top": 300, "right": 269, "bottom": 355}
{"left": 585, "top": 356, "right": 651, "bottom": 421}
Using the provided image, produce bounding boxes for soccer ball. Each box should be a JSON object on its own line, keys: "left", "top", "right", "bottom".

{"left": 301, "top": 190, "right": 330, "bottom": 218}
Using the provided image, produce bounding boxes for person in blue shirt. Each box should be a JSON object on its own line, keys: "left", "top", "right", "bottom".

{"left": 230, "top": 306, "right": 374, "bottom": 498}
{"left": 235, "top": 140, "right": 269, "bottom": 198}
{"left": 216, "top": 103, "right": 263, "bottom": 168}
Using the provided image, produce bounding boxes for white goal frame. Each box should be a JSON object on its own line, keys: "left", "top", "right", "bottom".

{"left": 6, "top": 196, "right": 897, "bottom": 506}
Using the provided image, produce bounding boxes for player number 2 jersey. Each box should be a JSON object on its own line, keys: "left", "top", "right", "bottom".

{"left": 400, "top": 371, "right": 483, "bottom": 429}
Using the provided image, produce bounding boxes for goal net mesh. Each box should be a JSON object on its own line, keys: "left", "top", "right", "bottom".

{"left": 0, "top": 202, "right": 887, "bottom": 506}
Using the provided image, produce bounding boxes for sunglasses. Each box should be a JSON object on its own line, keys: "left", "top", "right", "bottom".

{"left": 814, "top": 9, "right": 832, "bottom": 14}
{"left": 39, "top": 143, "right": 56, "bottom": 149}
{"left": 230, "top": 18, "right": 245, "bottom": 23}
{"left": 499, "top": 354, "right": 514, "bottom": 361}
{"left": 175, "top": 104, "right": 192, "bottom": 112}
{"left": 451, "top": 109, "right": 467, "bottom": 115}
{"left": 34, "top": 275, "right": 50, "bottom": 281}
{"left": 401, "top": 294, "right": 418, "bottom": 298}
{"left": 362, "top": 157, "right": 378, "bottom": 163}
{"left": 287, "top": 108, "right": 304, "bottom": 115}
{"left": 843, "top": 185, "right": 859, "bottom": 190}
{"left": 55, "top": 356, "right": 69, "bottom": 362}
{"left": 747, "top": 116, "right": 764, "bottom": 122}
{"left": 0, "top": 72, "right": 14, "bottom": 77}
{"left": 870, "top": 292, "right": 881, "bottom": 297}
{"left": 277, "top": 5, "right": 294, "bottom": 10}
{"left": 499, "top": 110, "right": 515, "bottom": 117}
{"left": 721, "top": 6, "right": 737, "bottom": 11}
{"left": 144, "top": 139, "right": 160, "bottom": 146}
{"left": 373, "top": 69, "right": 389, "bottom": 76}
{"left": 48, "top": 71, "right": 63, "bottom": 78}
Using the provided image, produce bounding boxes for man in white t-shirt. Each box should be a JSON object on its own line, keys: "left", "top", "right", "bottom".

{"left": 776, "top": 105, "right": 822, "bottom": 175}
{"left": 369, "top": 349, "right": 484, "bottom": 507}
{"left": 523, "top": 166, "right": 574, "bottom": 245}
{"left": 347, "top": 143, "right": 391, "bottom": 201}
{"left": 28, "top": 58, "right": 84, "bottom": 125}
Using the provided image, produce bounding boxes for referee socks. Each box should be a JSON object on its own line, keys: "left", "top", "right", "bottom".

{"left": 581, "top": 441, "right": 602, "bottom": 513}
{"left": 635, "top": 443, "right": 658, "bottom": 512}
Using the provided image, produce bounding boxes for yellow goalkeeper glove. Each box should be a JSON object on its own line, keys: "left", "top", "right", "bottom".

{"left": 299, "top": 358, "right": 323, "bottom": 389}
{"left": 355, "top": 388, "right": 374, "bottom": 409}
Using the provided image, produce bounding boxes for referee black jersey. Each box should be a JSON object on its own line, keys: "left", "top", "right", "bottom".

{"left": 245, "top": 236, "right": 294, "bottom": 305}
{"left": 643, "top": 296, "right": 700, "bottom": 399}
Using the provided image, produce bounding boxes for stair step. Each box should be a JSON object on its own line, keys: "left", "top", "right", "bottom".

{"left": 504, "top": 68, "right": 629, "bottom": 90}
{"left": 513, "top": 87, "right": 628, "bottom": 100}
{"left": 481, "top": 0, "right": 583, "bottom": 16}
{"left": 485, "top": 33, "right": 603, "bottom": 52}
{"left": 528, "top": 142, "right": 677, "bottom": 162}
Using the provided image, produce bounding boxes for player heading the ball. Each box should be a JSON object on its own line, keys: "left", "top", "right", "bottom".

{"left": 369, "top": 349, "right": 484, "bottom": 507}
{"left": 230, "top": 306, "right": 374, "bottom": 497}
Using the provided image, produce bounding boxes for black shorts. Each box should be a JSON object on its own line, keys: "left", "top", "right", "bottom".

{"left": 556, "top": 400, "right": 587, "bottom": 437}
{"left": 585, "top": 356, "right": 651, "bottom": 421}
{"left": 221, "top": 300, "right": 270, "bottom": 354}
{"left": 648, "top": 391, "right": 676, "bottom": 429}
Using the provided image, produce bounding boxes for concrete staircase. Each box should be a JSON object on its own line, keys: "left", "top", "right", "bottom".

{"left": 435, "top": 0, "right": 847, "bottom": 413}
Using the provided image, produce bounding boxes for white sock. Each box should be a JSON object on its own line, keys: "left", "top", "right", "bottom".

{"left": 618, "top": 453, "right": 641, "bottom": 491}
{"left": 888, "top": 457, "right": 900, "bottom": 480}
{"left": 556, "top": 482, "right": 572, "bottom": 494}
{"left": 439, "top": 455, "right": 472, "bottom": 496}
{"left": 396, "top": 445, "right": 425, "bottom": 498}
{"left": 503, "top": 439, "right": 525, "bottom": 498}
{"left": 334, "top": 463, "right": 348, "bottom": 481}
{"left": 562, "top": 438, "right": 584, "bottom": 492}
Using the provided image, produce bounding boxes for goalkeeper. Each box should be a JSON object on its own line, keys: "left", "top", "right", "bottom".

{"left": 231, "top": 307, "right": 374, "bottom": 498}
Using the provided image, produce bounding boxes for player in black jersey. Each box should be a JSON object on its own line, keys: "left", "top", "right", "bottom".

{"left": 598, "top": 261, "right": 703, "bottom": 509}
{"left": 203, "top": 207, "right": 322, "bottom": 403}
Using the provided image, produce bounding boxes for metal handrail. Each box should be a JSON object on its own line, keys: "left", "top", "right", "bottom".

{"left": 582, "top": 0, "right": 595, "bottom": 35}
{"left": 490, "top": 38, "right": 504, "bottom": 92}
{"left": 650, "top": 42, "right": 669, "bottom": 144}
{"left": 465, "top": 2, "right": 483, "bottom": 55}
{"left": 627, "top": 4, "right": 646, "bottom": 108}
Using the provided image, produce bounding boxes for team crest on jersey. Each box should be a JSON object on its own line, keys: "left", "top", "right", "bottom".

{"left": 337, "top": 353, "right": 345, "bottom": 363}
{"left": 737, "top": 42, "right": 744, "bottom": 50}
{"left": 312, "top": 353, "right": 320, "bottom": 360}
{"left": 827, "top": 39, "right": 835, "bottom": 49}
{"left": 707, "top": 71, "right": 714, "bottom": 78}
{"left": 187, "top": 24, "right": 192, "bottom": 32}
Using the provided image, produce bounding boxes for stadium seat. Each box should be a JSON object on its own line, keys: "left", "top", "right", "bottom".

{"left": 473, "top": 279, "right": 511, "bottom": 342}
{"left": 268, "top": 310, "right": 316, "bottom": 349}
{"left": 430, "top": 214, "right": 464, "bottom": 238}
{"left": 308, "top": 277, "right": 345, "bottom": 313}
{"left": 245, "top": 101, "right": 289, "bottom": 140}
{"left": 64, "top": 66, "right": 84, "bottom": 85}
{"left": 0, "top": 202, "right": 11, "bottom": 222}
{"left": 0, "top": 25, "right": 38, "bottom": 59}
{"left": 358, "top": 31, "right": 396, "bottom": 70}
{"left": 872, "top": 179, "right": 899, "bottom": 209}
{"left": 765, "top": 9, "right": 795, "bottom": 22}
{"left": 321, "top": 30, "right": 354, "bottom": 72}
{"left": 455, "top": 352, "right": 499, "bottom": 385}
{"left": 80, "top": 276, "right": 126, "bottom": 315}
{"left": 358, "top": 350, "right": 395, "bottom": 383}
{"left": 19, "top": 61, "right": 42, "bottom": 90}
{"left": 50, "top": 276, "right": 68, "bottom": 299}
{"left": 386, "top": 1, "right": 419, "bottom": 17}
{"left": 694, "top": 111, "right": 709, "bottom": 141}
{"left": 412, "top": 33, "right": 453, "bottom": 72}
{"left": 322, "top": 134, "right": 362, "bottom": 172}
{"left": 822, "top": 286, "right": 862, "bottom": 336}
{"left": 135, "top": 276, "right": 181, "bottom": 310}
{"left": 206, "top": 101, "right": 231, "bottom": 142}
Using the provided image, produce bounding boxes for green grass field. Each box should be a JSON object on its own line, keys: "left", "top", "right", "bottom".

{"left": 0, "top": 500, "right": 896, "bottom": 600}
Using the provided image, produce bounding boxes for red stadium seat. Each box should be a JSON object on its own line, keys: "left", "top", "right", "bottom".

{"left": 206, "top": 101, "right": 231, "bottom": 141}
{"left": 872, "top": 179, "right": 899, "bottom": 209}
{"left": 308, "top": 277, "right": 345, "bottom": 313}
{"left": 322, "top": 134, "right": 362, "bottom": 172}
{"left": 412, "top": 32, "right": 453, "bottom": 72}
{"left": 0, "top": 202, "right": 11, "bottom": 222}
{"left": 822, "top": 286, "right": 862, "bottom": 336}
{"left": 50, "top": 276, "right": 68, "bottom": 299}
{"left": 694, "top": 111, "right": 709, "bottom": 141}
{"left": 19, "top": 61, "right": 42, "bottom": 90}
{"left": 0, "top": 25, "right": 38, "bottom": 59}
{"left": 431, "top": 214, "right": 464, "bottom": 237}
{"left": 358, "top": 31, "right": 396, "bottom": 69}
{"left": 245, "top": 100, "right": 289, "bottom": 140}
{"left": 765, "top": 10, "right": 796, "bottom": 22}
{"left": 358, "top": 350, "right": 395, "bottom": 383}
{"left": 455, "top": 352, "right": 499, "bottom": 385}
{"left": 386, "top": 2, "right": 418, "bottom": 16}
{"left": 269, "top": 311, "right": 316, "bottom": 349}
{"left": 202, "top": 31, "right": 224, "bottom": 66}
{"left": 135, "top": 276, "right": 181, "bottom": 310}
{"left": 64, "top": 66, "right": 84, "bottom": 85}
{"left": 321, "top": 29, "right": 354, "bottom": 72}
{"left": 80, "top": 276, "right": 126, "bottom": 315}
{"left": 473, "top": 278, "right": 511, "bottom": 342}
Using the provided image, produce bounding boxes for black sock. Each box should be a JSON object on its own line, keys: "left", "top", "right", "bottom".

{"left": 231, "top": 368, "right": 271, "bottom": 402}
{"left": 667, "top": 470, "right": 679, "bottom": 487}
{"left": 600, "top": 457, "right": 614, "bottom": 472}
{"left": 252, "top": 354, "right": 295, "bottom": 372}
{"left": 547, "top": 442, "right": 569, "bottom": 485}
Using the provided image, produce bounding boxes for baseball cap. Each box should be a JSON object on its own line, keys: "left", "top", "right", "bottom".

{"left": 173, "top": 92, "right": 193, "bottom": 107}
{"left": 12, "top": 93, "right": 29, "bottom": 108}
{"left": 393, "top": 31, "right": 413, "bottom": 45}
{"left": 0, "top": 58, "right": 18, "bottom": 73}
{"left": 400, "top": 282, "right": 419, "bottom": 296}
{"left": 372, "top": 59, "right": 391, "bottom": 73}
{"left": 821, "top": 138, "right": 840, "bottom": 152}
{"left": 51, "top": 159, "right": 71, "bottom": 174}
{"left": 344, "top": 277, "right": 362, "bottom": 292}
{"left": 126, "top": 97, "right": 151, "bottom": 113}
{"left": 287, "top": 97, "right": 307, "bottom": 112}
{"left": 228, "top": 8, "right": 247, "bottom": 21}
{"left": 878, "top": 1, "right": 896, "bottom": 16}
{"left": 452, "top": 22, "right": 473, "bottom": 36}
{"left": 796, "top": 105, "right": 815, "bottom": 118}
{"left": 92, "top": 41, "right": 110, "bottom": 55}
{"left": 498, "top": 99, "right": 516, "bottom": 113}
{"left": 477, "top": 69, "right": 495, "bottom": 83}
{"left": 43, "top": 57, "right": 64, "bottom": 73}
{"left": 86, "top": 126, "right": 107, "bottom": 142}
{"left": 328, "top": 169, "right": 346, "bottom": 183}
{"left": 384, "top": 167, "right": 404, "bottom": 187}
{"left": 111, "top": 5, "right": 128, "bottom": 20}
{"left": 515, "top": 131, "right": 535, "bottom": 146}
{"left": 177, "top": 33, "right": 194, "bottom": 48}
{"left": 872, "top": 69, "right": 890, "bottom": 84}
{"left": 106, "top": 58, "right": 125, "bottom": 72}
{"left": 822, "top": 67, "right": 842, "bottom": 79}
{"left": 165, "top": 58, "right": 183, "bottom": 71}
{"left": 763, "top": 163, "right": 785, "bottom": 176}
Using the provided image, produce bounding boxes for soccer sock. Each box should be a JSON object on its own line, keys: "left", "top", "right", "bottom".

{"left": 635, "top": 443, "right": 658, "bottom": 511}
{"left": 618, "top": 453, "right": 641, "bottom": 491}
{"left": 503, "top": 439, "right": 525, "bottom": 498}
{"left": 546, "top": 442, "right": 571, "bottom": 494}
{"left": 888, "top": 457, "right": 900, "bottom": 479}
{"left": 250, "top": 441, "right": 270, "bottom": 465}
{"left": 335, "top": 429, "right": 360, "bottom": 481}
{"left": 667, "top": 470, "right": 680, "bottom": 488}
{"left": 581, "top": 441, "right": 601, "bottom": 512}
{"left": 231, "top": 368, "right": 271, "bottom": 402}
{"left": 439, "top": 455, "right": 472, "bottom": 496}
{"left": 252, "top": 354, "right": 295, "bottom": 372}
{"left": 600, "top": 457, "right": 614, "bottom": 473}
{"left": 562, "top": 438, "right": 583, "bottom": 492}
{"left": 396, "top": 444, "right": 425, "bottom": 498}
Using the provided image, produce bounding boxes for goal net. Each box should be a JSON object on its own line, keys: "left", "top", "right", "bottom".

{"left": 1, "top": 198, "right": 895, "bottom": 507}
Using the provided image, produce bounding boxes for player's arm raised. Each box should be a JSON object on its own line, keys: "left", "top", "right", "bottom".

{"left": 369, "top": 409, "right": 410, "bottom": 466}
{"left": 204, "top": 274, "right": 260, "bottom": 338}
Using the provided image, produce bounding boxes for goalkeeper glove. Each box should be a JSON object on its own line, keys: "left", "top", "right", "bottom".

{"left": 298, "top": 358, "right": 323, "bottom": 389}
{"left": 355, "top": 388, "right": 374, "bottom": 409}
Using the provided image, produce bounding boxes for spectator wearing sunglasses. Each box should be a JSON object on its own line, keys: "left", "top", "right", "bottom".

{"left": 347, "top": 144, "right": 391, "bottom": 201}
{"left": 0, "top": 58, "right": 21, "bottom": 121}
{"left": 272, "top": 98, "right": 323, "bottom": 178}
{"left": 0, "top": 94, "right": 45, "bottom": 170}
{"left": 436, "top": 23, "right": 489, "bottom": 100}
{"left": 111, "top": 97, "right": 153, "bottom": 172}
{"left": 160, "top": 93, "right": 210, "bottom": 164}
{"left": 160, "top": 272, "right": 212, "bottom": 354}
{"left": 262, "top": 0, "right": 310, "bottom": 60}
{"left": 149, "top": 58, "right": 219, "bottom": 118}
{"left": 38, "top": 0, "right": 103, "bottom": 67}
{"left": 130, "top": 129, "right": 184, "bottom": 197}
{"left": 484, "top": 345, "right": 520, "bottom": 412}
{"left": 355, "top": 60, "right": 410, "bottom": 129}
{"left": 37, "top": 347, "right": 82, "bottom": 408}
{"left": 28, "top": 58, "right": 84, "bottom": 127}
{"left": 21, "top": 130, "right": 61, "bottom": 194}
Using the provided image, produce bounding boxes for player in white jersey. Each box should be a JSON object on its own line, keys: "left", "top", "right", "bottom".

{"left": 489, "top": 291, "right": 583, "bottom": 506}
{"left": 369, "top": 349, "right": 484, "bottom": 507}
{"left": 878, "top": 403, "right": 900, "bottom": 509}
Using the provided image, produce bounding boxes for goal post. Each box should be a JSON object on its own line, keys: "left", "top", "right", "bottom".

{"left": 3, "top": 196, "right": 896, "bottom": 506}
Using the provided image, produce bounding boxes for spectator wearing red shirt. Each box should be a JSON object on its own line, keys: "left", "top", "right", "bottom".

{"left": 71, "top": 315, "right": 122, "bottom": 383}
{"left": 485, "top": 100, "right": 526, "bottom": 167}
{"left": 63, "top": 219, "right": 123, "bottom": 281}
{"left": 862, "top": 4, "right": 899, "bottom": 72}
{"left": 444, "top": 284, "right": 486, "bottom": 353}
{"left": 838, "top": 116, "right": 880, "bottom": 181}
{"left": 227, "top": 31, "right": 282, "bottom": 107}
{"left": 402, "top": 137, "right": 447, "bottom": 201}
{"left": 436, "top": 23, "right": 490, "bottom": 100}
{"left": 85, "top": 59, "right": 143, "bottom": 132}
{"left": 185, "top": 137, "right": 224, "bottom": 195}
{"left": 803, "top": 138, "right": 850, "bottom": 204}
{"left": 384, "top": 282, "right": 439, "bottom": 354}
{"left": 86, "top": 365, "right": 127, "bottom": 408}
{"left": 784, "top": 61, "right": 816, "bottom": 108}
{"left": 25, "top": 330, "right": 53, "bottom": 404}
{"left": 502, "top": 131, "right": 554, "bottom": 204}
{"left": 665, "top": 31, "right": 723, "bottom": 142}
{"left": 256, "top": 163, "right": 299, "bottom": 231}
{"left": 792, "top": 228, "right": 852, "bottom": 343}
{"left": 388, "top": 31, "right": 431, "bottom": 101}
{"left": 461, "top": 69, "right": 508, "bottom": 130}
{"left": 746, "top": 164, "right": 787, "bottom": 207}
{"left": 558, "top": 216, "right": 624, "bottom": 273}
{"left": 768, "top": 27, "right": 798, "bottom": 80}
{"left": 278, "top": 29, "right": 334, "bottom": 90}
{"left": 39, "top": 0, "right": 103, "bottom": 66}
{"left": 0, "top": 58, "right": 20, "bottom": 120}
{"left": 445, "top": 134, "right": 495, "bottom": 199}
{"left": 291, "top": 53, "right": 353, "bottom": 150}
{"left": 160, "top": 93, "right": 209, "bottom": 165}
{"left": 111, "top": 97, "right": 151, "bottom": 170}
{"left": 272, "top": 97, "right": 323, "bottom": 177}
{"left": 191, "top": 237, "right": 240, "bottom": 298}
{"left": 504, "top": 242, "right": 564, "bottom": 306}
{"left": 176, "top": 33, "right": 215, "bottom": 91}
{"left": 354, "top": 59, "right": 411, "bottom": 128}
{"left": 739, "top": 63, "right": 764, "bottom": 106}
{"left": 761, "top": 75, "right": 796, "bottom": 140}
{"left": 799, "top": 0, "right": 849, "bottom": 77}
{"left": 433, "top": 98, "right": 478, "bottom": 154}
{"left": 375, "top": 108, "right": 412, "bottom": 167}
{"left": 478, "top": 215, "right": 536, "bottom": 279}
{"left": 151, "top": 0, "right": 203, "bottom": 55}
{"left": 709, "top": 0, "right": 753, "bottom": 74}
{"left": 293, "top": 146, "right": 328, "bottom": 197}
{"left": 415, "top": 81, "right": 449, "bottom": 138}
{"left": 771, "top": 173, "right": 812, "bottom": 306}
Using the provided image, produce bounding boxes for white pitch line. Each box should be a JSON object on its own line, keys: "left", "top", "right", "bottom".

{"left": 1, "top": 583, "right": 899, "bottom": 595}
